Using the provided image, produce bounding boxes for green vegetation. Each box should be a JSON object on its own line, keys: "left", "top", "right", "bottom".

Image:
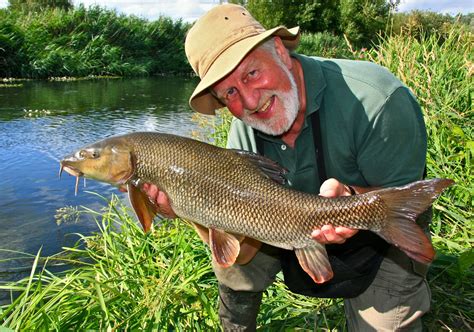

{"left": 1, "top": 2, "right": 472, "bottom": 79}
{"left": 0, "top": 5, "right": 191, "bottom": 78}
{"left": 0, "top": 2, "right": 472, "bottom": 330}
{"left": 364, "top": 25, "right": 473, "bottom": 331}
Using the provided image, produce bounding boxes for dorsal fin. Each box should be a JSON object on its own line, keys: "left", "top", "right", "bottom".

{"left": 232, "top": 150, "right": 288, "bottom": 185}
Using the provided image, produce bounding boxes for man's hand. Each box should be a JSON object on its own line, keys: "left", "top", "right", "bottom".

{"left": 141, "top": 183, "right": 177, "bottom": 219}
{"left": 311, "top": 178, "right": 359, "bottom": 244}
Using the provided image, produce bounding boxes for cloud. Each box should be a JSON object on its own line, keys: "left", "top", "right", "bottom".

{"left": 72, "top": 0, "right": 218, "bottom": 22}
{"left": 397, "top": 0, "right": 474, "bottom": 15}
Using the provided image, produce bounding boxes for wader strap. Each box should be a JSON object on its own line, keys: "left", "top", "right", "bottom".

{"left": 311, "top": 110, "right": 327, "bottom": 185}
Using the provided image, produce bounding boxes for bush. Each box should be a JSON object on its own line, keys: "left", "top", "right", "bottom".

{"left": 0, "top": 5, "right": 192, "bottom": 78}
{"left": 296, "top": 31, "right": 353, "bottom": 58}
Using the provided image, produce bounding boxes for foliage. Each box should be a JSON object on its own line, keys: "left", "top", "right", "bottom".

{"left": 339, "top": 0, "right": 390, "bottom": 46}
{"left": 0, "top": 5, "right": 192, "bottom": 78}
{"left": 231, "top": 0, "right": 393, "bottom": 47}
{"left": 0, "top": 195, "right": 220, "bottom": 330}
{"left": 296, "top": 32, "right": 353, "bottom": 58}
{"left": 0, "top": 10, "right": 27, "bottom": 77}
{"left": 8, "top": 0, "right": 73, "bottom": 12}
{"left": 389, "top": 10, "right": 474, "bottom": 41}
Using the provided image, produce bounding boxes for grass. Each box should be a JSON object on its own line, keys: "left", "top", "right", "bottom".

{"left": 0, "top": 195, "right": 344, "bottom": 330}
{"left": 1, "top": 24, "right": 472, "bottom": 331}
{"left": 1, "top": 195, "right": 219, "bottom": 330}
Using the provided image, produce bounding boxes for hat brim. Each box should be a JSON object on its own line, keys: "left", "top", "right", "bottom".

{"left": 189, "top": 26, "right": 300, "bottom": 115}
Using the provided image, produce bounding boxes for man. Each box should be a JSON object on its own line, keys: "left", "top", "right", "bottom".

{"left": 144, "top": 4, "right": 430, "bottom": 331}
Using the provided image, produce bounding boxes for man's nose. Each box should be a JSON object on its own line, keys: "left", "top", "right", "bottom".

{"left": 240, "top": 86, "right": 260, "bottom": 111}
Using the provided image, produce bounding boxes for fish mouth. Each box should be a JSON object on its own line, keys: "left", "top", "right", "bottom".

{"left": 59, "top": 163, "right": 83, "bottom": 178}
{"left": 59, "top": 162, "right": 85, "bottom": 196}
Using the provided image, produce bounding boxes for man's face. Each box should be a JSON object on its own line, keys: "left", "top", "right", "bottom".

{"left": 212, "top": 41, "right": 299, "bottom": 136}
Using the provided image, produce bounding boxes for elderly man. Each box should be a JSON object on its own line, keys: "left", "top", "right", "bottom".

{"left": 144, "top": 4, "right": 430, "bottom": 331}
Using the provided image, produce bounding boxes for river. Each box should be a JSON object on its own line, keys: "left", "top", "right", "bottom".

{"left": 0, "top": 76, "right": 208, "bottom": 296}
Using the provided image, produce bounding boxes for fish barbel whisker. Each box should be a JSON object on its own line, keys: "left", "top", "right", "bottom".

{"left": 75, "top": 176, "right": 79, "bottom": 196}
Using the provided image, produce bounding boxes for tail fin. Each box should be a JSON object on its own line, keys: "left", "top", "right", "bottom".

{"left": 376, "top": 178, "right": 454, "bottom": 264}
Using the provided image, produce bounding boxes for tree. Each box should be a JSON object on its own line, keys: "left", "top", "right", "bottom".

{"left": 230, "top": 0, "right": 394, "bottom": 47}
{"left": 339, "top": 0, "right": 391, "bottom": 46}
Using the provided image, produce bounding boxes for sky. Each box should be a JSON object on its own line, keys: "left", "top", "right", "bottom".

{"left": 0, "top": 0, "right": 472, "bottom": 22}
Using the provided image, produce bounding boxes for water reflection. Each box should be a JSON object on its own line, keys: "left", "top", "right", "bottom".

{"left": 0, "top": 77, "right": 203, "bottom": 284}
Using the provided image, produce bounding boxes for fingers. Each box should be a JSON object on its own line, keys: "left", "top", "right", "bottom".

{"left": 319, "top": 178, "right": 352, "bottom": 198}
{"left": 156, "top": 191, "right": 177, "bottom": 218}
{"left": 311, "top": 225, "right": 359, "bottom": 244}
{"left": 141, "top": 183, "right": 177, "bottom": 219}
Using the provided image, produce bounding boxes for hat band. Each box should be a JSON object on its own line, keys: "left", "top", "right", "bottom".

{"left": 198, "top": 24, "right": 265, "bottom": 78}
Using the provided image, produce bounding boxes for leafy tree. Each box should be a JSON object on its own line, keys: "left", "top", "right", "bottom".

{"left": 0, "top": 10, "right": 28, "bottom": 76}
{"left": 230, "top": 0, "right": 395, "bottom": 47}
{"left": 339, "top": 0, "right": 391, "bottom": 46}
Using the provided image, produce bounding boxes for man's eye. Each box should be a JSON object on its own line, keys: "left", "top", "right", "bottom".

{"left": 226, "top": 87, "right": 236, "bottom": 98}
{"left": 248, "top": 70, "right": 257, "bottom": 77}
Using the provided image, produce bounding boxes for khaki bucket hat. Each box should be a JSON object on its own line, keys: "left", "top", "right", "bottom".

{"left": 185, "top": 4, "right": 300, "bottom": 114}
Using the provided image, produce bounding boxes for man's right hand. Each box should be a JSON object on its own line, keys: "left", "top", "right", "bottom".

{"left": 140, "top": 183, "right": 261, "bottom": 264}
{"left": 141, "top": 183, "right": 177, "bottom": 219}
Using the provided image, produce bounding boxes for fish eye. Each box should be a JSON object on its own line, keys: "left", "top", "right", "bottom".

{"left": 77, "top": 148, "right": 100, "bottom": 159}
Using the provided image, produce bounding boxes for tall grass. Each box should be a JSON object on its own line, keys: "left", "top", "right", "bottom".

{"left": 362, "top": 25, "right": 473, "bottom": 330}
{"left": 1, "top": 195, "right": 220, "bottom": 330}
{"left": 0, "top": 6, "right": 191, "bottom": 78}
{"left": 0, "top": 25, "right": 472, "bottom": 331}
{"left": 363, "top": 25, "right": 473, "bottom": 249}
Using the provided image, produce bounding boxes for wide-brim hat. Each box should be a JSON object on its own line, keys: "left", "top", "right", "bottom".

{"left": 185, "top": 4, "right": 300, "bottom": 115}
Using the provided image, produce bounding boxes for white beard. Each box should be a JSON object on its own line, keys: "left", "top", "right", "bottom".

{"left": 240, "top": 60, "right": 299, "bottom": 136}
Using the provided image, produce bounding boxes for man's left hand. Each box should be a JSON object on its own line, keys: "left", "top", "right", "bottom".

{"left": 311, "top": 178, "right": 359, "bottom": 244}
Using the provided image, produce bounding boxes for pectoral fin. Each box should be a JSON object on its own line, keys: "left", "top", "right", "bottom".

{"left": 209, "top": 228, "right": 240, "bottom": 268}
{"left": 295, "top": 244, "right": 333, "bottom": 284}
{"left": 127, "top": 183, "right": 158, "bottom": 232}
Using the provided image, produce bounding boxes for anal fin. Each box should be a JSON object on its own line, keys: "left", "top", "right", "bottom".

{"left": 295, "top": 244, "right": 333, "bottom": 284}
{"left": 209, "top": 228, "right": 240, "bottom": 268}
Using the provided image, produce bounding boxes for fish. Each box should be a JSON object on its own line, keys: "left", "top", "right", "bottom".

{"left": 59, "top": 132, "right": 453, "bottom": 284}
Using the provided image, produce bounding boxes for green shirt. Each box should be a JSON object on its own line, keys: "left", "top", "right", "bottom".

{"left": 227, "top": 54, "right": 427, "bottom": 194}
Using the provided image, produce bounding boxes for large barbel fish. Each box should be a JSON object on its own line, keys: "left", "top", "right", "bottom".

{"left": 60, "top": 132, "right": 453, "bottom": 284}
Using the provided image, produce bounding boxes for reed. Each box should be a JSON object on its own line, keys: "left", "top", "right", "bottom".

{"left": 363, "top": 25, "right": 473, "bottom": 330}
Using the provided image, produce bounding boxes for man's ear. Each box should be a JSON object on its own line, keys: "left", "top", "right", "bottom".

{"left": 273, "top": 36, "right": 292, "bottom": 69}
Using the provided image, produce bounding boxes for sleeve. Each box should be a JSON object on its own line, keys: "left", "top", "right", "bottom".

{"left": 356, "top": 87, "right": 427, "bottom": 187}
{"left": 226, "top": 117, "right": 258, "bottom": 153}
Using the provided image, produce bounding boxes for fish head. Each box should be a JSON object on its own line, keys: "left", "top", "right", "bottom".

{"left": 60, "top": 137, "right": 135, "bottom": 186}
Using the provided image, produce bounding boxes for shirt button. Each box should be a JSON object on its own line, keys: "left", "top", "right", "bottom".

{"left": 281, "top": 144, "right": 287, "bottom": 150}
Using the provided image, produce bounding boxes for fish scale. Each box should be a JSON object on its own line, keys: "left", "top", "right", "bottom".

{"left": 60, "top": 131, "right": 453, "bottom": 284}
